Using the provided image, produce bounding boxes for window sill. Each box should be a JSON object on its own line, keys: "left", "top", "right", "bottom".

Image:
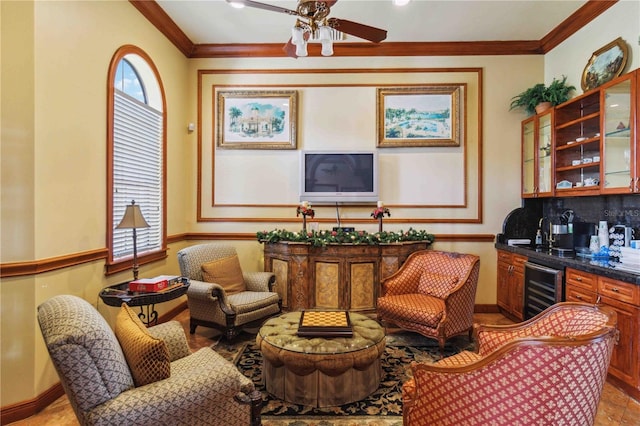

{"left": 105, "top": 249, "right": 167, "bottom": 276}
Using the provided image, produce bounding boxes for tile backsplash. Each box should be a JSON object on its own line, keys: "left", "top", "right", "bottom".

{"left": 539, "top": 195, "right": 640, "bottom": 231}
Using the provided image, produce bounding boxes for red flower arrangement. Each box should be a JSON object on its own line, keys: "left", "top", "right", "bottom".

{"left": 371, "top": 207, "right": 390, "bottom": 219}
{"left": 296, "top": 203, "right": 315, "bottom": 218}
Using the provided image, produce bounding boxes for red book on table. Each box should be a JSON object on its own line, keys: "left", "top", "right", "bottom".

{"left": 129, "top": 277, "right": 169, "bottom": 293}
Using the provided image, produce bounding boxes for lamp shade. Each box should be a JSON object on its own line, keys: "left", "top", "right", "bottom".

{"left": 116, "top": 200, "right": 150, "bottom": 229}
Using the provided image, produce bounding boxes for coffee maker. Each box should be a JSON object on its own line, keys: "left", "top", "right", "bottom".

{"left": 572, "top": 222, "right": 596, "bottom": 250}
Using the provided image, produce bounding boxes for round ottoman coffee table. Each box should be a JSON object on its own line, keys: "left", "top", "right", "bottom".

{"left": 256, "top": 311, "right": 386, "bottom": 407}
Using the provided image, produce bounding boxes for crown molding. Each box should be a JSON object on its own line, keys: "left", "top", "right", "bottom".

{"left": 129, "top": 0, "right": 194, "bottom": 57}
{"left": 540, "top": 0, "right": 617, "bottom": 52}
{"left": 191, "top": 40, "right": 545, "bottom": 58}
{"left": 129, "top": 0, "right": 617, "bottom": 58}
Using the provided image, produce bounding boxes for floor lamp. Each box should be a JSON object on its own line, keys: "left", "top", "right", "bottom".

{"left": 116, "top": 200, "right": 150, "bottom": 281}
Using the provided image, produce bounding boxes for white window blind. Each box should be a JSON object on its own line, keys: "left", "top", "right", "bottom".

{"left": 113, "top": 90, "right": 163, "bottom": 259}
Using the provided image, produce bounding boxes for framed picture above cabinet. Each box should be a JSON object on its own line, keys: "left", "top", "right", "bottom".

{"left": 581, "top": 37, "right": 629, "bottom": 92}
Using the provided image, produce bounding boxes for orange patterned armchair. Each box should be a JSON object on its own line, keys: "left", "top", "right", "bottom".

{"left": 377, "top": 250, "right": 480, "bottom": 350}
{"left": 402, "top": 302, "right": 618, "bottom": 426}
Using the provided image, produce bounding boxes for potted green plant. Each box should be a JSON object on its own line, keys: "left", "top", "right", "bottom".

{"left": 510, "top": 75, "right": 576, "bottom": 115}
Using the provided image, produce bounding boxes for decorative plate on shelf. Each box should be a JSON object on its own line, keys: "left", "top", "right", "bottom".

{"left": 581, "top": 37, "right": 629, "bottom": 92}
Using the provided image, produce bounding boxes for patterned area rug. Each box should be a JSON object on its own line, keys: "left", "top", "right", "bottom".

{"left": 216, "top": 331, "right": 473, "bottom": 424}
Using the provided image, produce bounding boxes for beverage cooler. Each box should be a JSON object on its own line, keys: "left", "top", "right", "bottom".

{"left": 523, "top": 260, "right": 564, "bottom": 320}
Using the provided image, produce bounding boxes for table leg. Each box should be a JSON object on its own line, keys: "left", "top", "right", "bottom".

{"left": 137, "top": 304, "right": 158, "bottom": 326}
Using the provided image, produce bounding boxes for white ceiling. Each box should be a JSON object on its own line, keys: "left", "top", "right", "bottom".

{"left": 156, "top": 0, "right": 587, "bottom": 45}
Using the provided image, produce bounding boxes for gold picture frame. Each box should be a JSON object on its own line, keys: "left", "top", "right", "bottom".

{"left": 377, "top": 85, "right": 463, "bottom": 147}
{"left": 216, "top": 90, "right": 297, "bottom": 149}
{"left": 581, "top": 37, "right": 629, "bottom": 92}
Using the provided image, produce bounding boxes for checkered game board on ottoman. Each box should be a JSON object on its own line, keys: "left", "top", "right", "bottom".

{"left": 256, "top": 311, "right": 386, "bottom": 407}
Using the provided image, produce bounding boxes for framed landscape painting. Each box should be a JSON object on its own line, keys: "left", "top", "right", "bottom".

{"left": 217, "top": 90, "right": 297, "bottom": 149}
{"left": 377, "top": 85, "right": 463, "bottom": 147}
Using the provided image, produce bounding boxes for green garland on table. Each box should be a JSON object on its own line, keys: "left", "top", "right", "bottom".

{"left": 256, "top": 228, "right": 435, "bottom": 247}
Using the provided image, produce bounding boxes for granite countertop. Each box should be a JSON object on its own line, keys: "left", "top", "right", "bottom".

{"left": 495, "top": 242, "right": 640, "bottom": 286}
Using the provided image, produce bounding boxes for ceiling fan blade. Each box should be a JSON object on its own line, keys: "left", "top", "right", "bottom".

{"left": 327, "top": 18, "right": 387, "bottom": 43}
{"left": 226, "top": 0, "right": 298, "bottom": 16}
{"left": 283, "top": 39, "right": 298, "bottom": 58}
{"left": 325, "top": 0, "right": 339, "bottom": 7}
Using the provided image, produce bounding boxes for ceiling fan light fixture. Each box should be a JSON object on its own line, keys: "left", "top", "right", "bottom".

{"left": 292, "top": 25, "right": 305, "bottom": 45}
{"left": 232, "top": 0, "right": 387, "bottom": 57}
{"left": 392, "top": 0, "right": 410, "bottom": 6}
{"left": 321, "top": 41, "right": 333, "bottom": 56}
{"left": 295, "top": 42, "right": 308, "bottom": 57}
{"left": 318, "top": 25, "right": 333, "bottom": 56}
{"left": 318, "top": 25, "right": 331, "bottom": 41}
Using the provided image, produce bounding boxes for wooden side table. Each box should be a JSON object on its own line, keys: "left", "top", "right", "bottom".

{"left": 99, "top": 277, "right": 190, "bottom": 326}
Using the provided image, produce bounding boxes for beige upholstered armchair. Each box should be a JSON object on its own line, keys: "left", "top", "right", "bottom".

{"left": 177, "top": 243, "right": 281, "bottom": 340}
{"left": 38, "top": 295, "right": 261, "bottom": 426}
{"left": 377, "top": 250, "right": 480, "bottom": 350}
{"left": 402, "top": 302, "right": 618, "bottom": 426}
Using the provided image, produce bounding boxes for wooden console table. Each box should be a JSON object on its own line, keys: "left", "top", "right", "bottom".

{"left": 263, "top": 241, "right": 430, "bottom": 312}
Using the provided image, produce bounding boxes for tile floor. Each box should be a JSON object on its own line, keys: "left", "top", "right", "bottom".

{"left": 9, "top": 310, "right": 640, "bottom": 425}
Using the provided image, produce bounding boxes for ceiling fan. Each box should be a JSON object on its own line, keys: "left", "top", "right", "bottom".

{"left": 225, "top": 0, "right": 388, "bottom": 57}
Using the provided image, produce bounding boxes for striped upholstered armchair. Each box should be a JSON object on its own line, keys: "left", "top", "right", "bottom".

{"left": 377, "top": 250, "right": 480, "bottom": 350}
{"left": 38, "top": 295, "right": 261, "bottom": 426}
{"left": 402, "top": 302, "right": 618, "bottom": 426}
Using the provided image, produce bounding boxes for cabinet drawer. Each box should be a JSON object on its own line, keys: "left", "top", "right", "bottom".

{"left": 512, "top": 255, "right": 528, "bottom": 273}
{"left": 497, "top": 251, "right": 512, "bottom": 263}
{"left": 598, "top": 277, "right": 639, "bottom": 306}
{"left": 566, "top": 268, "right": 597, "bottom": 292}
{"left": 565, "top": 284, "right": 598, "bottom": 304}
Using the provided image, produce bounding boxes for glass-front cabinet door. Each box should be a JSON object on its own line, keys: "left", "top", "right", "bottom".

{"left": 522, "top": 111, "right": 553, "bottom": 198}
{"left": 601, "top": 73, "right": 636, "bottom": 193}
{"left": 537, "top": 111, "right": 553, "bottom": 196}
{"left": 522, "top": 117, "right": 535, "bottom": 197}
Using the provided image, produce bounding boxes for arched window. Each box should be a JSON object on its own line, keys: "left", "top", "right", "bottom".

{"left": 106, "top": 45, "right": 167, "bottom": 276}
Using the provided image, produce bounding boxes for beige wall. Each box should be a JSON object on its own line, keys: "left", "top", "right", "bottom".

{"left": 545, "top": 1, "right": 640, "bottom": 89}
{"left": 1, "top": 0, "right": 638, "bottom": 411}
{"left": 190, "top": 55, "right": 541, "bottom": 307}
{"left": 1, "top": 0, "right": 192, "bottom": 407}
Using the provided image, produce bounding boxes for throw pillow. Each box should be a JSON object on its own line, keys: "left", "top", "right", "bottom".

{"left": 417, "top": 272, "right": 459, "bottom": 299}
{"left": 201, "top": 254, "right": 246, "bottom": 294}
{"left": 115, "top": 303, "right": 170, "bottom": 387}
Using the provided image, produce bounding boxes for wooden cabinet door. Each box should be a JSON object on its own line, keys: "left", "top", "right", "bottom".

{"left": 496, "top": 251, "right": 526, "bottom": 320}
{"left": 510, "top": 266, "right": 524, "bottom": 321}
{"left": 497, "top": 260, "right": 511, "bottom": 313}
{"left": 600, "top": 295, "right": 640, "bottom": 389}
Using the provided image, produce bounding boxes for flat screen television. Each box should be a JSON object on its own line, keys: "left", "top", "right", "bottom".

{"left": 300, "top": 151, "right": 378, "bottom": 204}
